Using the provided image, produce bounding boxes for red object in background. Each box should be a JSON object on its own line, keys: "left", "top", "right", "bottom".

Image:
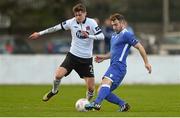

{"left": 47, "top": 43, "right": 53, "bottom": 53}
{"left": 5, "top": 43, "right": 14, "bottom": 54}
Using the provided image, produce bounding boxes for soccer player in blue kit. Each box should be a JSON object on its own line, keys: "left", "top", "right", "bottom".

{"left": 85, "top": 13, "right": 152, "bottom": 112}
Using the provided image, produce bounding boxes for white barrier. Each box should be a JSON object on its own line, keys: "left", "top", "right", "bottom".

{"left": 0, "top": 55, "right": 180, "bottom": 84}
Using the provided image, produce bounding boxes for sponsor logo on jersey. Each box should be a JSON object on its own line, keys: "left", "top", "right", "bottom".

{"left": 76, "top": 30, "right": 89, "bottom": 39}
{"left": 74, "top": 26, "right": 78, "bottom": 28}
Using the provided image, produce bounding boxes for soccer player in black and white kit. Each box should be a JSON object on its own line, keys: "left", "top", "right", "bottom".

{"left": 28, "top": 3, "right": 104, "bottom": 101}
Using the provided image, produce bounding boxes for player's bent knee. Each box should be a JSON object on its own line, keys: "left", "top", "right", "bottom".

{"left": 55, "top": 67, "right": 67, "bottom": 80}
{"left": 55, "top": 72, "right": 65, "bottom": 80}
{"left": 55, "top": 75, "right": 62, "bottom": 80}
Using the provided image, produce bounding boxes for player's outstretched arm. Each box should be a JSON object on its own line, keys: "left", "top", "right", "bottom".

{"left": 28, "top": 24, "right": 62, "bottom": 40}
{"left": 28, "top": 32, "right": 40, "bottom": 40}
{"left": 134, "top": 43, "right": 152, "bottom": 74}
{"left": 95, "top": 53, "right": 110, "bottom": 63}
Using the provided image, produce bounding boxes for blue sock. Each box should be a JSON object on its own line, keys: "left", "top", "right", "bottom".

{"left": 95, "top": 84, "right": 110, "bottom": 104}
{"left": 105, "top": 93, "right": 125, "bottom": 107}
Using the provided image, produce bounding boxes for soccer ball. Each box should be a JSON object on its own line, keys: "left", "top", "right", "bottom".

{"left": 75, "top": 98, "right": 90, "bottom": 112}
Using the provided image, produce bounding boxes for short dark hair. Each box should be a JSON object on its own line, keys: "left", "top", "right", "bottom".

{"left": 73, "top": 3, "right": 86, "bottom": 13}
{"left": 110, "top": 13, "right": 125, "bottom": 21}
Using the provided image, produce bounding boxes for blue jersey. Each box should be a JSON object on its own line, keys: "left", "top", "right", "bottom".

{"left": 103, "top": 29, "right": 139, "bottom": 90}
{"left": 110, "top": 28, "right": 138, "bottom": 66}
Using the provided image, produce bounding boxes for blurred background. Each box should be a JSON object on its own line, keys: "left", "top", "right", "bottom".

{"left": 0, "top": 0, "right": 180, "bottom": 85}
{"left": 1, "top": 1, "right": 180, "bottom": 116}
{"left": 0, "top": 0, "right": 180, "bottom": 55}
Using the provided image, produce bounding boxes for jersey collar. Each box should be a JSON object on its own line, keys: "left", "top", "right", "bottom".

{"left": 76, "top": 18, "right": 87, "bottom": 24}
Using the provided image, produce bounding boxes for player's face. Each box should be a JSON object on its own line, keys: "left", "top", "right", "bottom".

{"left": 74, "top": 11, "right": 87, "bottom": 23}
{"left": 111, "top": 20, "right": 124, "bottom": 33}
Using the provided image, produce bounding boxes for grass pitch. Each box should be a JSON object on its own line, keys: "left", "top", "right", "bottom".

{"left": 0, "top": 84, "right": 180, "bottom": 117}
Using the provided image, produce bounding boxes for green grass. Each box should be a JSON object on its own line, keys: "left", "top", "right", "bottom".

{"left": 0, "top": 84, "right": 180, "bottom": 117}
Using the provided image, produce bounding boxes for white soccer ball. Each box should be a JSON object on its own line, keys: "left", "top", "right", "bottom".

{"left": 75, "top": 98, "right": 90, "bottom": 112}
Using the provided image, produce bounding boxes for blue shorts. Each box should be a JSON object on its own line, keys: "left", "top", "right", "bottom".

{"left": 103, "top": 62, "right": 127, "bottom": 91}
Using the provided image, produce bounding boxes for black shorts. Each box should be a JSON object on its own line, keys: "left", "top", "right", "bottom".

{"left": 60, "top": 52, "right": 94, "bottom": 78}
